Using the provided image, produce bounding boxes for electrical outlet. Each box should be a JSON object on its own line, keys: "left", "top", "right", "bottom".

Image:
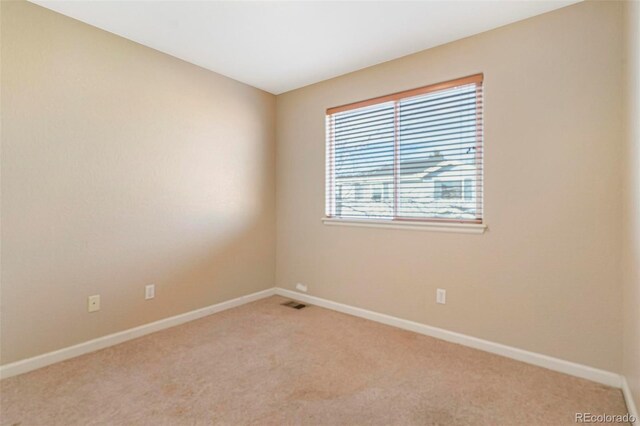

{"left": 436, "top": 289, "right": 446, "bottom": 305}
{"left": 295, "top": 283, "right": 308, "bottom": 293}
{"left": 88, "top": 295, "right": 100, "bottom": 312}
{"left": 145, "top": 284, "right": 155, "bottom": 300}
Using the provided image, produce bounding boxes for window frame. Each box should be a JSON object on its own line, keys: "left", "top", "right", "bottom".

{"left": 324, "top": 74, "right": 485, "bottom": 232}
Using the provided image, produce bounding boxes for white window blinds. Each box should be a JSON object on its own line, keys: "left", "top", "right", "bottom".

{"left": 326, "top": 74, "right": 483, "bottom": 224}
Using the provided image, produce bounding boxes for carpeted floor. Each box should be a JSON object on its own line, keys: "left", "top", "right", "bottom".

{"left": 0, "top": 295, "right": 629, "bottom": 425}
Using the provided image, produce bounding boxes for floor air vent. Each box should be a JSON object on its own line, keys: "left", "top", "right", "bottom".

{"left": 281, "top": 300, "right": 306, "bottom": 310}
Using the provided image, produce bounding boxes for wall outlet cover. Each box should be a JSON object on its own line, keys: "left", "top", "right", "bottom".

{"left": 145, "top": 284, "right": 155, "bottom": 300}
{"left": 88, "top": 295, "right": 100, "bottom": 312}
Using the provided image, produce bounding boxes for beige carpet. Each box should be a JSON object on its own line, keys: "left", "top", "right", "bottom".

{"left": 0, "top": 296, "right": 629, "bottom": 425}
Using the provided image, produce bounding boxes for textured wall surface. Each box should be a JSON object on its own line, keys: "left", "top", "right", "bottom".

{"left": 1, "top": 1, "right": 276, "bottom": 364}
{"left": 276, "top": 1, "right": 624, "bottom": 372}
{"left": 1, "top": 0, "right": 633, "bottom": 383}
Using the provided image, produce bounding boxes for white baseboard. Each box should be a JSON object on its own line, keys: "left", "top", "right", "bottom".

{"left": 2, "top": 284, "right": 634, "bottom": 414}
{"left": 622, "top": 377, "right": 640, "bottom": 425}
{"left": 0, "top": 288, "right": 276, "bottom": 380}
{"left": 274, "top": 287, "right": 623, "bottom": 388}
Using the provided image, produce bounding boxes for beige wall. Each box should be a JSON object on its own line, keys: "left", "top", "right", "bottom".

{"left": 0, "top": 1, "right": 276, "bottom": 364}
{"left": 276, "top": 1, "right": 624, "bottom": 372}
{"left": 0, "top": 0, "right": 633, "bottom": 383}
{"left": 623, "top": 0, "right": 640, "bottom": 410}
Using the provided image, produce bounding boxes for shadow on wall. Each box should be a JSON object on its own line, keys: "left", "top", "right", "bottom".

{"left": 0, "top": 0, "right": 279, "bottom": 365}
{"left": 0, "top": 207, "right": 275, "bottom": 365}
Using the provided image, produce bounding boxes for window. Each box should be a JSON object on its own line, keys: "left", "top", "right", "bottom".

{"left": 372, "top": 184, "right": 382, "bottom": 202}
{"left": 325, "top": 74, "right": 483, "bottom": 225}
{"left": 436, "top": 180, "right": 463, "bottom": 200}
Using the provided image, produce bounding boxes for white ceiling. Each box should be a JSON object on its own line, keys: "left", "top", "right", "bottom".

{"left": 31, "top": 1, "right": 579, "bottom": 94}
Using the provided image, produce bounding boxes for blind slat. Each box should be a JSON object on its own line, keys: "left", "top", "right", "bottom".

{"left": 326, "top": 74, "right": 483, "bottom": 223}
{"left": 333, "top": 131, "right": 482, "bottom": 157}
{"left": 333, "top": 91, "right": 480, "bottom": 129}
{"left": 332, "top": 114, "right": 482, "bottom": 143}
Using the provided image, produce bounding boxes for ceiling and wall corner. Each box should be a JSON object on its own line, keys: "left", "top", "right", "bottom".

{"left": 275, "top": 0, "right": 625, "bottom": 373}
{"left": 3, "top": 0, "right": 634, "bottom": 400}
{"left": 30, "top": 0, "right": 580, "bottom": 94}
{"left": 1, "top": 0, "right": 277, "bottom": 364}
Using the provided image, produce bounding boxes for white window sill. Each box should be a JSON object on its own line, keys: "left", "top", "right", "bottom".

{"left": 321, "top": 217, "right": 487, "bottom": 234}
